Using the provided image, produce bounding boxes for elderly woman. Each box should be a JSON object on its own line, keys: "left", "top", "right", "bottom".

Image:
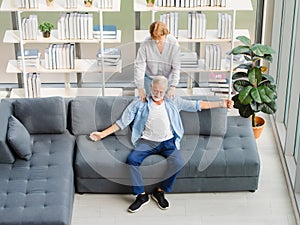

{"left": 134, "top": 21, "right": 181, "bottom": 102}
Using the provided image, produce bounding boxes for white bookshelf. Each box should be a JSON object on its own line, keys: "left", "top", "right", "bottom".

{"left": 6, "top": 59, "right": 122, "bottom": 74}
{"left": 134, "top": 29, "right": 250, "bottom": 43}
{"left": 3, "top": 30, "right": 122, "bottom": 44}
{"left": 0, "top": 0, "right": 122, "bottom": 98}
{"left": 134, "top": 0, "right": 253, "bottom": 98}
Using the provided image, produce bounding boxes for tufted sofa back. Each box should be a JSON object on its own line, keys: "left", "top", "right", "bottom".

{"left": 70, "top": 96, "right": 134, "bottom": 136}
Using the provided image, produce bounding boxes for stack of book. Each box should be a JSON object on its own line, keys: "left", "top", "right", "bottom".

{"left": 17, "top": 49, "right": 40, "bottom": 69}
{"left": 180, "top": 52, "right": 198, "bottom": 68}
{"left": 57, "top": 12, "right": 93, "bottom": 40}
{"left": 156, "top": 0, "right": 226, "bottom": 7}
{"left": 160, "top": 12, "right": 179, "bottom": 38}
{"left": 217, "top": 13, "right": 232, "bottom": 39}
{"left": 205, "top": 44, "right": 222, "bottom": 70}
{"left": 16, "top": 0, "right": 39, "bottom": 8}
{"left": 96, "top": 48, "right": 121, "bottom": 66}
{"left": 26, "top": 73, "right": 41, "bottom": 98}
{"left": 98, "top": 0, "right": 113, "bottom": 8}
{"left": 44, "top": 43, "right": 75, "bottom": 70}
{"left": 93, "top": 24, "right": 117, "bottom": 39}
{"left": 65, "top": 0, "right": 78, "bottom": 8}
{"left": 187, "top": 12, "right": 206, "bottom": 39}
{"left": 22, "top": 15, "right": 38, "bottom": 40}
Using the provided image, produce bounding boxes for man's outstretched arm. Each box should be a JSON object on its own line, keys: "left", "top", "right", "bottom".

{"left": 89, "top": 123, "right": 120, "bottom": 142}
{"left": 200, "top": 99, "right": 233, "bottom": 110}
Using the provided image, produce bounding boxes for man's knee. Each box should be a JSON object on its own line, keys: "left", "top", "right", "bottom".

{"left": 126, "top": 153, "right": 140, "bottom": 166}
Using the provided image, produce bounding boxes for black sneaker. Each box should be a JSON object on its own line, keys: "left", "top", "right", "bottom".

{"left": 151, "top": 190, "right": 169, "bottom": 210}
{"left": 128, "top": 194, "right": 150, "bottom": 213}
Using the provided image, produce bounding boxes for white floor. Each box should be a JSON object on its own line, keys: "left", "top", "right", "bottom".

{"left": 71, "top": 114, "right": 297, "bottom": 225}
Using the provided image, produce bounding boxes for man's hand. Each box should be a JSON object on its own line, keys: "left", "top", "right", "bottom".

{"left": 167, "top": 86, "right": 175, "bottom": 99}
{"left": 89, "top": 131, "right": 105, "bottom": 142}
{"left": 138, "top": 88, "right": 147, "bottom": 102}
{"left": 222, "top": 99, "right": 234, "bottom": 109}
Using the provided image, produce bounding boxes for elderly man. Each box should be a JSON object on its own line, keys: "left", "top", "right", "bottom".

{"left": 90, "top": 76, "right": 233, "bottom": 213}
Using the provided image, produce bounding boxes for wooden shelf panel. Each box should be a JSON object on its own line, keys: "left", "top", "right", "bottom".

{"left": 6, "top": 59, "right": 122, "bottom": 74}
{"left": 3, "top": 30, "right": 122, "bottom": 44}
{"left": 134, "top": 0, "right": 253, "bottom": 12}
{"left": 10, "top": 87, "right": 123, "bottom": 98}
{"left": 134, "top": 29, "right": 250, "bottom": 43}
{"left": 0, "top": 0, "right": 121, "bottom": 12}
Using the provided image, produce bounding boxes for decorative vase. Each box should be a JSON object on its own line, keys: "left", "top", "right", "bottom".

{"left": 252, "top": 116, "right": 266, "bottom": 139}
{"left": 42, "top": 31, "right": 51, "bottom": 38}
{"left": 46, "top": 0, "right": 54, "bottom": 7}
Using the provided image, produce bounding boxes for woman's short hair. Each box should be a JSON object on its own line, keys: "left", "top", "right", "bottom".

{"left": 149, "top": 21, "right": 169, "bottom": 40}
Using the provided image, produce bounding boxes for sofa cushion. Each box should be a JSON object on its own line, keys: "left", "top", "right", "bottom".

{"left": 71, "top": 96, "right": 133, "bottom": 135}
{"left": 0, "top": 100, "right": 15, "bottom": 163}
{"left": 13, "top": 97, "right": 66, "bottom": 134}
{"left": 180, "top": 107, "right": 228, "bottom": 136}
{"left": 7, "top": 115, "right": 32, "bottom": 160}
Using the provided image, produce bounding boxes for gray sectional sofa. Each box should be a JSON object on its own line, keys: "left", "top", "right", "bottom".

{"left": 0, "top": 96, "right": 260, "bottom": 225}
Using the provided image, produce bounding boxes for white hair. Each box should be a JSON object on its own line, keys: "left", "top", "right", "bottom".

{"left": 150, "top": 75, "right": 168, "bottom": 88}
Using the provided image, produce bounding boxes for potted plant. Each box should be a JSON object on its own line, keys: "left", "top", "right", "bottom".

{"left": 39, "top": 21, "right": 54, "bottom": 38}
{"left": 45, "top": 0, "right": 54, "bottom": 7}
{"left": 229, "top": 35, "right": 277, "bottom": 139}
{"left": 146, "top": 0, "right": 155, "bottom": 7}
{"left": 84, "top": 0, "right": 93, "bottom": 7}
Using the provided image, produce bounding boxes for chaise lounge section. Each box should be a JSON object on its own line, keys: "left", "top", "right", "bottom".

{"left": 0, "top": 97, "right": 75, "bottom": 225}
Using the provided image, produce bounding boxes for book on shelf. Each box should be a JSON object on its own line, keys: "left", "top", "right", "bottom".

{"left": 21, "top": 15, "right": 38, "bottom": 40}
{"left": 96, "top": 48, "right": 121, "bottom": 66}
{"left": 217, "top": 13, "right": 232, "bottom": 39}
{"left": 180, "top": 52, "right": 199, "bottom": 68}
{"left": 17, "top": 49, "right": 40, "bottom": 68}
{"left": 57, "top": 12, "right": 93, "bottom": 40}
{"left": 65, "top": 0, "right": 78, "bottom": 8}
{"left": 188, "top": 12, "right": 206, "bottom": 39}
{"left": 156, "top": 0, "right": 226, "bottom": 7}
{"left": 93, "top": 24, "right": 117, "bottom": 39}
{"left": 205, "top": 44, "right": 222, "bottom": 70}
{"left": 26, "top": 73, "right": 41, "bottom": 98}
{"left": 98, "top": 0, "right": 113, "bottom": 8}
{"left": 44, "top": 43, "right": 75, "bottom": 70}
{"left": 16, "top": 0, "right": 39, "bottom": 8}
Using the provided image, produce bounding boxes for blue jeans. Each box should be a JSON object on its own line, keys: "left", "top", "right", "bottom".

{"left": 126, "top": 137, "right": 184, "bottom": 195}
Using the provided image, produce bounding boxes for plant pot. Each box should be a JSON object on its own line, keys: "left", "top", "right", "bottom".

{"left": 42, "top": 31, "right": 51, "bottom": 38}
{"left": 252, "top": 116, "right": 266, "bottom": 139}
{"left": 46, "top": 0, "right": 54, "bottom": 6}
{"left": 146, "top": 1, "right": 154, "bottom": 7}
{"left": 84, "top": 1, "right": 92, "bottom": 7}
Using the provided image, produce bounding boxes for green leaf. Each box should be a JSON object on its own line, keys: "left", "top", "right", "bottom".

{"left": 261, "top": 74, "right": 275, "bottom": 83}
{"left": 238, "top": 86, "right": 253, "bottom": 105}
{"left": 234, "top": 63, "right": 252, "bottom": 70}
{"left": 232, "top": 95, "right": 254, "bottom": 118}
{"left": 248, "top": 68, "right": 262, "bottom": 85}
{"left": 233, "top": 80, "right": 251, "bottom": 92}
{"left": 236, "top": 36, "right": 251, "bottom": 46}
{"left": 261, "top": 101, "right": 277, "bottom": 114}
{"left": 232, "top": 72, "right": 248, "bottom": 80}
{"left": 252, "top": 44, "right": 276, "bottom": 57}
{"left": 231, "top": 46, "right": 251, "bottom": 55}
{"left": 250, "top": 87, "right": 262, "bottom": 103}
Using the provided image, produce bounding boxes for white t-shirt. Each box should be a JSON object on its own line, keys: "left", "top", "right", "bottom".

{"left": 141, "top": 100, "right": 174, "bottom": 142}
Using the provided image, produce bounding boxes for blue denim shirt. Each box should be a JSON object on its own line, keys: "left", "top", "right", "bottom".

{"left": 116, "top": 95, "right": 201, "bottom": 149}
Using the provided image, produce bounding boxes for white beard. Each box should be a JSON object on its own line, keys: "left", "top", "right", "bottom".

{"left": 151, "top": 91, "right": 164, "bottom": 101}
